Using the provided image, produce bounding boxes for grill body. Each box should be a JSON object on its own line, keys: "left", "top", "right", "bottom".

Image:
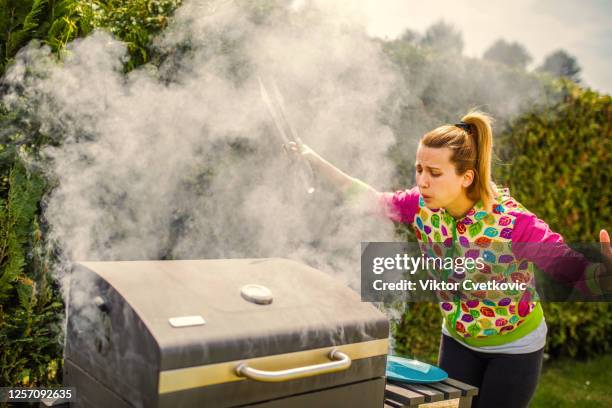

{"left": 64, "top": 258, "right": 389, "bottom": 407}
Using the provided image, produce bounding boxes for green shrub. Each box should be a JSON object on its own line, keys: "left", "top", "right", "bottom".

{"left": 496, "top": 81, "right": 610, "bottom": 242}
{"left": 391, "top": 302, "right": 441, "bottom": 364}
{"left": 543, "top": 302, "right": 611, "bottom": 359}
{"left": 0, "top": 0, "right": 182, "bottom": 386}
{"left": 497, "top": 80, "right": 611, "bottom": 359}
{"left": 0, "top": 159, "right": 63, "bottom": 386}
{"left": 0, "top": 1, "right": 182, "bottom": 77}
{"left": 0, "top": 0, "right": 95, "bottom": 77}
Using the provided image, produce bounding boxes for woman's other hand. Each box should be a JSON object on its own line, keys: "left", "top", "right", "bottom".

{"left": 598, "top": 229, "right": 612, "bottom": 293}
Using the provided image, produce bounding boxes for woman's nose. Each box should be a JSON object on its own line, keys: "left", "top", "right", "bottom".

{"left": 417, "top": 175, "right": 430, "bottom": 189}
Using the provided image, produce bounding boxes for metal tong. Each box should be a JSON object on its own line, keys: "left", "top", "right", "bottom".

{"left": 258, "top": 76, "right": 316, "bottom": 194}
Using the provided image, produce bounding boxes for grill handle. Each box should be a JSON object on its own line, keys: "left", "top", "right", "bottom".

{"left": 235, "top": 349, "right": 351, "bottom": 382}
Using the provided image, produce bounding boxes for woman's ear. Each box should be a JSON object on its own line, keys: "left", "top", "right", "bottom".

{"left": 462, "top": 169, "right": 475, "bottom": 188}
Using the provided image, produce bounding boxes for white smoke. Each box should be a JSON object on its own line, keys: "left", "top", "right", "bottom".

{"left": 4, "top": 0, "right": 400, "bottom": 289}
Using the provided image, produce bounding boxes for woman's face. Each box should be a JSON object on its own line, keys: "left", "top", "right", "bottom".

{"left": 415, "top": 144, "right": 473, "bottom": 209}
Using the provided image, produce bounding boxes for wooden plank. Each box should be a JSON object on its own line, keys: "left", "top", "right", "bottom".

{"left": 385, "top": 383, "right": 426, "bottom": 406}
{"left": 458, "top": 397, "right": 475, "bottom": 408}
{"left": 384, "top": 398, "right": 404, "bottom": 408}
{"left": 441, "top": 378, "right": 478, "bottom": 397}
{"left": 426, "top": 382, "right": 462, "bottom": 399}
{"left": 419, "top": 397, "right": 461, "bottom": 408}
{"left": 398, "top": 383, "right": 444, "bottom": 403}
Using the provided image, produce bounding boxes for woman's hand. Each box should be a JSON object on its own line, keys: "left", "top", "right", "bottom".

{"left": 282, "top": 141, "right": 317, "bottom": 194}
{"left": 598, "top": 229, "right": 612, "bottom": 293}
{"left": 284, "top": 141, "right": 316, "bottom": 162}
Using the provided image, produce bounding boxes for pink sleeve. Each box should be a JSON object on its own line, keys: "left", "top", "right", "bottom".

{"left": 510, "top": 211, "right": 598, "bottom": 296}
{"left": 376, "top": 186, "right": 420, "bottom": 225}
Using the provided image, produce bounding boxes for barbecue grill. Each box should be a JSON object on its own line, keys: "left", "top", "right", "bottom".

{"left": 64, "top": 258, "right": 389, "bottom": 407}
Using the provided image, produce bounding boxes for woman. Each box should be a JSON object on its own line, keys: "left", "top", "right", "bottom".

{"left": 287, "top": 111, "right": 611, "bottom": 407}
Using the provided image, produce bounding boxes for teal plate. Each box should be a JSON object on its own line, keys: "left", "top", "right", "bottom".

{"left": 386, "top": 355, "right": 448, "bottom": 384}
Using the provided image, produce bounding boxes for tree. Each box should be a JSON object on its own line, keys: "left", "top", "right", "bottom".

{"left": 483, "top": 39, "right": 532, "bottom": 69}
{"left": 399, "top": 28, "right": 420, "bottom": 45}
{"left": 420, "top": 20, "right": 463, "bottom": 55}
{"left": 538, "top": 49, "right": 581, "bottom": 83}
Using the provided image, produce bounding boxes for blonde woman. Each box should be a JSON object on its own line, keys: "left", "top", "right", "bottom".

{"left": 287, "top": 111, "right": 611, "bottom": 407}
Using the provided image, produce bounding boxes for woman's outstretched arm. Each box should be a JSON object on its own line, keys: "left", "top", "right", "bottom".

{"left": 285, "top": 141, "right": 379, "bottom": 198}
{"left": 285, "top": 141, "right": 420, "bottom": 225}
{"left": 511, "top": 212, "right": 611, "bottom": 296}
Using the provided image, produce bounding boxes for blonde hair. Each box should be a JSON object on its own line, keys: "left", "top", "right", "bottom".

{"left": 420, "top": 110, "right": 497, "bottom": 209}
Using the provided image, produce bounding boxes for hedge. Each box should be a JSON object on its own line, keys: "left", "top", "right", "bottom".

{"left": 0, "top": 0, "right": 182, "bottom": 387}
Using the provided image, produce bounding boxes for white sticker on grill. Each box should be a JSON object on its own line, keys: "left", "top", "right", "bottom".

{"left": 168, "top": 315, "right": 206, "bottom": 328}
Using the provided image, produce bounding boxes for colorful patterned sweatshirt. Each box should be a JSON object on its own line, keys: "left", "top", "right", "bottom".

{"left": 368, "top": 185, "right": 602, "bottom": 347}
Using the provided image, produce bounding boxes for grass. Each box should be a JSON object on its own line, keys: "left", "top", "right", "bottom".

{"left": 531, "top": 354, "right": 612, "bottom": 407}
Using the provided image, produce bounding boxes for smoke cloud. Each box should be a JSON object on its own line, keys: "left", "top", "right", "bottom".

{"left": 3, "top": 0, "right": 402, "bottom": 290}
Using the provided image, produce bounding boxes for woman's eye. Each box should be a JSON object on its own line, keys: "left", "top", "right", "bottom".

{"left": 431, "top": 173, "right": 441, "bottom": 177}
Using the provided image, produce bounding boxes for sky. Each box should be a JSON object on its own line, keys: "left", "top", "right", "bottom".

{"left": 360, "top": 0, "right": 612, "bottom": 95}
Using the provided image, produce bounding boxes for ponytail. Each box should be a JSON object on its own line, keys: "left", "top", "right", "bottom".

{"left": 461, "top": 111, "right": 496, "bottom": 209}
{"left": 421, "top": 110, "right": 498, "bottom": 210}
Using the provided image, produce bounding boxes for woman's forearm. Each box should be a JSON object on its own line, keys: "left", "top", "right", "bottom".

{"left": 305, "top": 151, "right": 353, "bottom": 191}
{"left": 286, "top": 141, "right": 379, "bottom": 203}
{"left": 302, "top": 148, "right": 379, "bottom": 200}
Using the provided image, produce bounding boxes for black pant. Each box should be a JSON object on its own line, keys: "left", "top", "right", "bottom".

{"left": 438, "top": 335, "right": 544, "bottom": 408}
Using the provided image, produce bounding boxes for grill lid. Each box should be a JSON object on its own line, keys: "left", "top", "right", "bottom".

{"left": 73, "top": 258, "right": 388, "bottom": 371}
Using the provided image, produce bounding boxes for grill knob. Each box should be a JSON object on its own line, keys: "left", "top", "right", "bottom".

{"left": 240, "top": 284, "right": 273, "bottom": 305}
